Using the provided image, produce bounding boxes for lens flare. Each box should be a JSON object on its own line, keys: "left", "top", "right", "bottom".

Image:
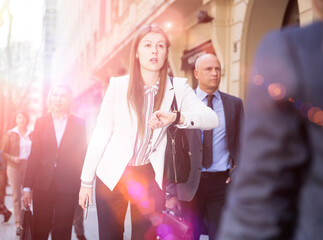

{"left": 267, "top": 83, "right": 286, "bottom": 100}
{"left": 307, "top": 107, "right": 320, "bottom": 123}
{"left": 127, "top": 180, "right": 144, "bottom": 200}
{"left": 252, "top": 74, "right": 264, "bottom": 86}
{"left": 313, "top": 110, "right": 323, "bottom": 126}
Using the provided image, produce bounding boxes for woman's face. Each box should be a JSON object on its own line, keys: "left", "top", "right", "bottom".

{"left": 16, "top": 113, "right": 28, "bottom": 128}
{"left": 136, "top": 32, "right": 167, "bottom": 73}
{"left": 50, "top": 87, "right": 70, "bottom": 114}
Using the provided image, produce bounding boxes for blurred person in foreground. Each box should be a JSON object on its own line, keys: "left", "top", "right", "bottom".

{"left": 2, "top": 110, "right": 32, "bottom": 235}
{"left": 22, "top": 84, "right": 87, "bottom": 240}
{"left": 218, "top": 0, "right": 323, "bottom": 239}
{"left": 79, "top": 24, "right": 219, "bottom": 240}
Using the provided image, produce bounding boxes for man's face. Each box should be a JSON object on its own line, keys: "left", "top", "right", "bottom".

{"left": 194, "top": 55, "right": 221, "bottom": 94}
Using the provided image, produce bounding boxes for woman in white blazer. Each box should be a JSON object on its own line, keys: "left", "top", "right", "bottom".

{"left": 79, "top": 24, "right": 219, "bottom": 239}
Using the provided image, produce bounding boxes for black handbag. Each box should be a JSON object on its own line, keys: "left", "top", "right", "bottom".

{"left": 164, "top": 78, "right": 191, "bottom": 183}
{"left": 157, "top": 210, "right": 193, "bottom": 240}
{"left": 20, "top": 206, "right": 33, "bottom": 240}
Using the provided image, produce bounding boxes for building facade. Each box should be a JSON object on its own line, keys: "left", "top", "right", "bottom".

{"left": 51, "top": 0, "right": 316, "bottom": 129}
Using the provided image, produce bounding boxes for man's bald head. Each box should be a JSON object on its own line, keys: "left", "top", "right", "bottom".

{"left": 194, "top": 54, "right": 222, "bottom": 94}
{"left": 195, "top": 54, "right": 221, "bottom": 71}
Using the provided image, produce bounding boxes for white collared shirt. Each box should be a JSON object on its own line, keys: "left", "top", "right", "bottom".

{"left": 196, "top": 87, "right": 231, "bottom": 172}
{"left": 52, "top": 113, "right": 68, "bottom": 147}
{"left": 10, "top": 126, "right": 32, "bottom": 160}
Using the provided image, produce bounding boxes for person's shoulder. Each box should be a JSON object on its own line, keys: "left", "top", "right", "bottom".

{"left": 220, "top": 91, "right": 242, "bottom": 103}
{"left": 110, "top": 75, "right": 129, "bottom": 84}
{"left": 6, "top": 129, "right": 19, "bottom": 138}
{"left": 172, "top": 76, "right": 187, "bottom": 82}
{"left": 33, "top": 114, "right": 52, "bottom": 127}
{"left": 70, "top": 115, "right": 85, "bottom": 127}
{"left": 261, "top": 21, "right": 322, "bottom": 50}
{"left": 171, "top": 76, "right": 188, "bottom": 87}
{"left": 107, "top": 75, "right": 129, "bottom": 92}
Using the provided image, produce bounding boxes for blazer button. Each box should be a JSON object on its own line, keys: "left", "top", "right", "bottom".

{"left": 191, "top": 121, "right": 194, "bottom": 126}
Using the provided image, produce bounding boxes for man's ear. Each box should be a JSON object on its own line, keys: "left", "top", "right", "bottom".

{"left": 193, "top": 69, "right": 199, "bottom": 79}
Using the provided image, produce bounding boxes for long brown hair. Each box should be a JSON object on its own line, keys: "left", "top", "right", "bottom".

{"left": 127, "top": 24, "right": 170, "bottom": 137}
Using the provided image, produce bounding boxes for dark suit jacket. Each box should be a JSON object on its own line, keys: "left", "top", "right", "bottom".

{"left": 176, "top": 91, "right": 244, "bottom": 201}
{"left": 218, "top": 21, "right": 323, "bottom": 240}
{"left": 24, "top": 114, "right": 87, "bottom": 194}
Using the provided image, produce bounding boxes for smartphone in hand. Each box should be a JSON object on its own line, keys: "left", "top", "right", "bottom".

{"left": 84, "top": 197, "right": 89, "bottom": 219}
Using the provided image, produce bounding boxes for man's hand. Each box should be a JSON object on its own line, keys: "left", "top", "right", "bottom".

{"left": 165, "top": 196, "right": 182, "bottom": 214}
{"left": 226, "top": 177, "right": 231, "bottom": 184}
{"left": 22, "top": 191, "right": 32, "bottom": 208}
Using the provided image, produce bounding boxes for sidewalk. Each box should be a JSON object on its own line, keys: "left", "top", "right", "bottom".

{"left": 0, "top": 184, "right": 133, "bottom": 240}
{"left": 0, "top": 185, "right": 206, "bottom": 240}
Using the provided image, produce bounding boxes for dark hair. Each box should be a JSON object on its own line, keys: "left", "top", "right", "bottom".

{"left": 13, "top": 110, "right": 29, "bottom": 126}
{"left": 127, "top": 24, "right": 170, "bottom": 137}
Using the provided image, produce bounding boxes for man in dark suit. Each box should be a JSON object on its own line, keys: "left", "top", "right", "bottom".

{"left": 22, "top": 84, "right": 87, "bottom": 240}
{"left": 166, "top": 54, "right": 244, "bottom": 240}
{"left": 218, "top": 1, "right": 323, "bottom": 239}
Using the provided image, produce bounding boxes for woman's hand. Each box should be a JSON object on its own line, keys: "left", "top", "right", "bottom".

{"left": 15, "top": 157, "right": 21, "bottom": 164}
{"left": 22, "top": 191, "right": 32, "bottom": 208}
{"left": 79, "top": 186, "right": 93, "bottom": 209}
{"left": 150, "top": 111, "right": 182, "bottom": 130}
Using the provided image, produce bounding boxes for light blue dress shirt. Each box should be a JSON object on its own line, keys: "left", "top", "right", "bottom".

{"left": 196, "top": 87, "right": 231, "bottom": 172}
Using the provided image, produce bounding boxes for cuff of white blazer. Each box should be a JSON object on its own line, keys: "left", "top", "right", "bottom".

{"left": 81, "top": 180, "right": 93, "bottom": 188}
{"left": 23, "top": 187, "right": 31, "bottom": 192}
{"left": 176, "top": 113, "right": 191, "bottom": 128}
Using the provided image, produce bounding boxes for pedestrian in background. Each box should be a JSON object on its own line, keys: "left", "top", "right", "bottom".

{"left": 218, "top": 0, "right": 323, "bottom": 239}
{"left": 22, "top": 84, "right": 87, "bottom": 240}
{"left": 0, "top": 149, "right": 12, "bottom": 223}
{"left": 79, "top": 24, "right": 219, "bottom": 240}
{"left": 2, "top": 110, "right": 31, "bottom": 235}
{"left": 73, "top": 204, "right": 87, "bottom": 240}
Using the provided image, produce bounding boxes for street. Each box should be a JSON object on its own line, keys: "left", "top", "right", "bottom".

{"left": 0, "top": 185, "right": 132, "bottom": 240}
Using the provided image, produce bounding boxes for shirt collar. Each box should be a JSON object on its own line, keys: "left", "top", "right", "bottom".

{"left": 52, "top": 113, "right": 69, "bottom": 121}
{"left": 144, "top": 80, "right": 160, "bottom": 95}
{"left": 10, "top": 126, "right": 32, "bottom": 137}
{"left": 196, "top": 86, "right": 220, "bottom": 101}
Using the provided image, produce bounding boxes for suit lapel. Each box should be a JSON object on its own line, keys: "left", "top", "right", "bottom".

{"left": 220, "top": 92, "right": 231, "bottom": 144}
{"left": 46, "top": 114, "right": 58, "bottom": 151}
{"left": 151, "top": 77, "right": 174, "bottom": 149}
{"left": 58, "top": 116, "right": 73, "bottom": 150}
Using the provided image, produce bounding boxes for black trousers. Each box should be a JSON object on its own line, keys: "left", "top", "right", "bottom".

{"left": 32, "top": 175, "right": 78, "bottom": 240}
{"left": 95, "top": 163, "right": 165, "bottom": 240}
{"left": 182, "top": 170, "right": 229, "bottom": 240}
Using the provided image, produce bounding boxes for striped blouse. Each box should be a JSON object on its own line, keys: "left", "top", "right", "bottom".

{"left": 128, "top": 80, "right": 159, "bottom": 166}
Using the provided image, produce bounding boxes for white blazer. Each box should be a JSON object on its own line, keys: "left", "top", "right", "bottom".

{"left": 81, "top": 75, "right": 219, "bottom": 190}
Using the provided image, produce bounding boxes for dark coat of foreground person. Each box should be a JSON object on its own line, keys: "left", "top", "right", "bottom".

{"left": 218, "top": 19, "right": 323, "bottom": 240}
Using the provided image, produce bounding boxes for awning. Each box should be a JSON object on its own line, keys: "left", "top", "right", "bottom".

{"left": 181, "top": 41, "right": 215, "bottom": 70}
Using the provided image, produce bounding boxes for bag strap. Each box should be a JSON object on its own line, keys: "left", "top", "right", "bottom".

{"left": 170, "top": 77, "right": 178, "bottom": 111}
